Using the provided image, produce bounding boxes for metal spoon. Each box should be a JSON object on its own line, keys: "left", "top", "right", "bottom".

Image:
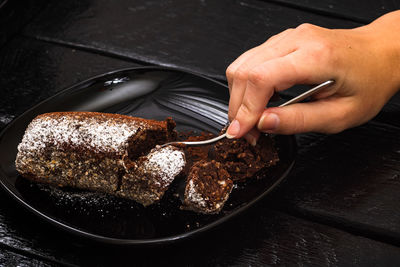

{"left": 163, "top": 79, "right": 335, "bottom": 147}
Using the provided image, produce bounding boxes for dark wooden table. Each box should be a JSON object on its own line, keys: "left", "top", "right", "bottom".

{"left": 1, "top": 1, "right": 400, "bottom": 266}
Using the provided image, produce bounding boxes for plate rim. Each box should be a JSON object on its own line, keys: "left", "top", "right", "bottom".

{"left": 0, "top": 66, "right": 297, "bottom": 245}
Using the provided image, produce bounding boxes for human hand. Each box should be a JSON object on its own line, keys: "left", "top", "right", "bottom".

{"left": 225, "top": 11, "right": 400, "bottom": 144}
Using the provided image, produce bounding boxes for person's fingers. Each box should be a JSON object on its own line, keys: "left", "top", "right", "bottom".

{"left": 264, "top": 28, "right": 294, "bottom": 46}
{"left": 227, "top": 29, "right": 296, "bottom": 121}
{"left": 227, "top": 47, "right": 264, "bottom": 121}
{"left": 227, "top": 49, "right": 297, "bottom": 121}
{"left": 243, "top": 128, "right": 260, "bottom": 146}
{"left": 226, "top": 47, "right": 260, "bottom": 91}
{"left": 228, "top": 68, "right": 248, "bottom": 121}
{"left": 257, "top": 97, "right": 356, "bottom": 134}
{"left": 226, "top": 52, "right": 316, "bottom": 138}
{"left": 226, "top": 37, "right": 342, "bottom": 139}
{"left": 226, "top": 28, "right": 294, "bottom": 89}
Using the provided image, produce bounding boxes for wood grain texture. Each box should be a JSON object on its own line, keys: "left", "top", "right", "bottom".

{"left": 1, "top": 187, "right": 400, "bottom": 266}
{"left": 266, "top": 0, "right": 400, "bottom": 23}
{"left": 22, "top": 0, "right": 360, "bottom": 81}
{"left": 0, "top": 37, "right": 138, "bottom": 129}
{"left": 0, "top": 0, "right": 47, "bottom": 48}
{"left": 375, "top": 93, "right": 400, "bottom": 128}
{"left": 0, "top": 247, "right": 54, "bottom": 267}
{"left": 271, "top": 121, "right": 400, "bottom": 244}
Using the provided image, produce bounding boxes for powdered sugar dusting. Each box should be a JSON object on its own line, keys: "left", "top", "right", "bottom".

{"left": 186, "top": 179, "right": 207, "bottom": 208}
{"left": 144, "top": 145, "right": 185, "bottom": 186}
{"left": 18, "top": 114, "right": 143, "bottom": 155}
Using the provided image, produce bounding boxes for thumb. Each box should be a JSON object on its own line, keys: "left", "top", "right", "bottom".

{"left": 257, "top": 98, "right": 355, "bottom": 134}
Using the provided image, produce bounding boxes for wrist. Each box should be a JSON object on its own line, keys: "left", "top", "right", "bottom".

{"left": 367, "top": 11, "right": 400, "bottom": 95}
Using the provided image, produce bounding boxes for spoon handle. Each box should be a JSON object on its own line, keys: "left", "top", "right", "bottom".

{"left": 163, "top": 79, "right": 335, "bottom": 147}
{"left": 279, "top": 80, "right": 335, "bottom": 107}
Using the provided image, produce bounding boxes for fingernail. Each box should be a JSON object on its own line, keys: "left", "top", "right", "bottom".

{"left": 258, "top": 113, "right": 279, "bottom": 132}
{"left": 226, "top": 119, "right": 240, "bottom": 138}
{"left": 244, "top": 133, "right": 257, "bottom": 146}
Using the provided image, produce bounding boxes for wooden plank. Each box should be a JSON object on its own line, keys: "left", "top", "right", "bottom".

{"left": 0, "top": 37, "right": 138, "bottom": 129}
{"left": 0, "top": 190, "right": 79, "bottom": 266}
{"left": 266, "top": 0, "right": 400, "bottom": 23}
{"left": 1, "top": 188, "right": 400, "bottom": 266}
{"left": 22, "top": 0, "right": 360, "bottom": 81}
{"left": 270, "top": 121, "right": 400, "bottom": 244}
{"left": 0, "top": 247, "right": 54, "bottom": 267}
{"left": 375, "top": 93, "right": 400, "bottom": 128}
{"left": 0, "top": 0, "right": 47, "bottom": 48}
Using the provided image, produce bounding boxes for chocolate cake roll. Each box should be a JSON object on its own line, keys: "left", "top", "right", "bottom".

{"left": 181, "top": 160, "right": 233, "bottom": 214}
{"left": 15, "top": 112, "right": 183, "bottom": 205}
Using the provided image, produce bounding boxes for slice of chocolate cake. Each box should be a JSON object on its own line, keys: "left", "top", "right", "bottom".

{"left": 214, "top": 134, "right": 279, "bottom": 181}
{"left": 15, "top": 112, "right": 181, "bottom": 204}
{"left": 119, "top": 145, "right": 186, "bottom": 206}
{"left": 16, "top": 111, "right": 280, "bottom": 214}
{"left": 181, "top": 160, "right": 233, "bottom": 214}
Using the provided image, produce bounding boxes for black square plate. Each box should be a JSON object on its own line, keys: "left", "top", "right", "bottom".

{"left": 0, "top": 67, "right": 296, "bottom": 245}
